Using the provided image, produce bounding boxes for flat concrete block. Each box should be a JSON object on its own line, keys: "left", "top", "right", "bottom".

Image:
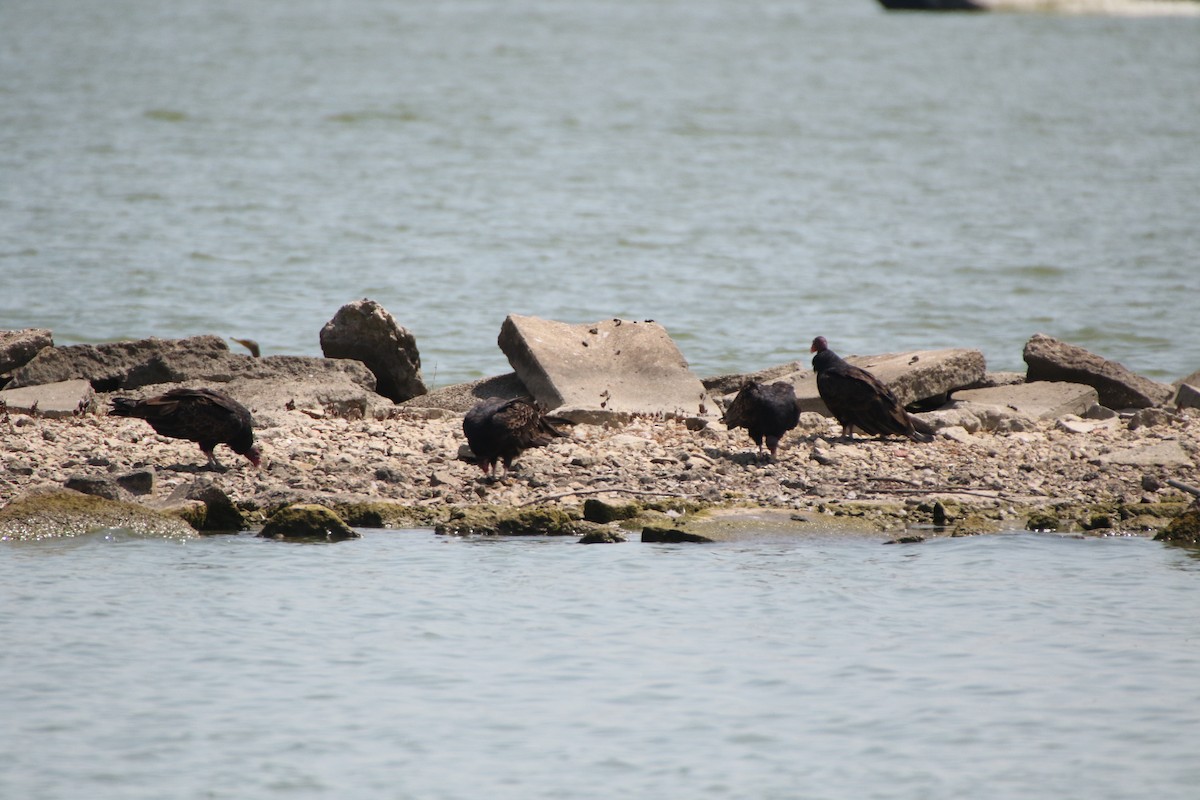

{"left": 952, "top": 381, "right": 1099, "bottom": 420}
{"left": 1097, "top": 441, "right": 1194, "bottom": 468}
{"left": 498, "top": 315, "right": 712, "bottom": 420}
{"left": 0, "top": 379, "right": 95, "bottom": 418}
{"left": 777, "top": 348, "right": 986, "bottom": 414}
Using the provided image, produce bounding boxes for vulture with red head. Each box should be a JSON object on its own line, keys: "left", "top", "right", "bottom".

{"left": 110, "top": 387, "right": 262, "bottom": 469}
{"left": 810, "top": 336, "right": 933, "bottom": 442}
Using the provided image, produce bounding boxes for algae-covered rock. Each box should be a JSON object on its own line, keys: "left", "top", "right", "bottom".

{"left": 1025, "top": 511, "right": 1062, "bottom": 532}
{"left": 582, "top": 498, "right": 642, "bottom": 524}
{"left": 436, "top": 505, "right": 581, "bottom": 536}
{"left": 258, "top": 503, "right": 360, "bottom": 541}
{"left": 578, "top": 528, "right": 628, "bottom": 544}
{"left": 641, "top": 525, "right": 714, "bottom": 544}
{"left": 157, "top": 479, "right": 246, "bottom": 532}
{"left": 1154, "top": 502, "right": 1200, "bottom": 545}
{"left": 332, "top": 501, "right": 423, "bottom": 529}
{"left": 951, "top": 514, "right": 1000, "bottom": 537}
{"left": 0, "top": 489, "right": 196, "bottom": 541}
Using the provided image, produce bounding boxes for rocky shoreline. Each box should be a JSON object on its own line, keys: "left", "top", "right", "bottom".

{"left": 3, "top": 310, "right": 1200, "bottom": 544}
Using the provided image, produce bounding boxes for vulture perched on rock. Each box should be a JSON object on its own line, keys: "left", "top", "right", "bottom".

{"left": 110, "top": 387, "right": 262, "bottom": 469}
{"left": 463, "top": 397, "right": 571, "bottom": 476}
{"left": 722, "top": 380, "right": 801, "bottom": 459}
{"left": 810, "top": 336, "right": 933, "bottom": 442}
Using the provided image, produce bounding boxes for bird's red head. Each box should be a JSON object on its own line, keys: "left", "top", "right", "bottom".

{"left": 810, "top": 336, "right": 828, "bottom": 354}
{"left": 244, "top": 445, "right": 263, "bottom": 468}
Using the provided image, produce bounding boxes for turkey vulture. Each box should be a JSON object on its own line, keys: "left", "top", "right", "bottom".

{"left": 463, "top": 397, "right": 571, "bottom": 475}
{"left": 110, "top": 387, "right": 262, "bottom": 469}
{"left": 722, "top": 380, "right": 801, "bottom": 459}
{"left": 810, "top": 336, "right": 933, "bottom": 442}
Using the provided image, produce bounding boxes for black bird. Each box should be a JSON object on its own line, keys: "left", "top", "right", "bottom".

{"left": 810, "top": 336, "right": 933, "bottom": 442}
{"left": 462, "top": 397, "right": 571, "bottom": 476}
{"left": 110, "top": 387, "right": 262, "bottom": 469}
{"left": 722, "top": 380, "right": 801, "bottom": 459}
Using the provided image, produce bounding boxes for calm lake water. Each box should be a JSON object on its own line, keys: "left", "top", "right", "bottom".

{"left": 4, "top": 5, "right": 1200, "bottom": 793}
{"left": 2, "top": 0, "right": 1199, "bottom": 385}
{"left": 3, "top": 529, "right": 1200, "bottom": 800}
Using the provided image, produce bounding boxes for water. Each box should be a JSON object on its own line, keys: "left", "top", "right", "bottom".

{"left": 2, "top": 0, "right": 1198, "bottom": 386}
{"left": 2, "top": 529, "right": 1199, "bottom": 799}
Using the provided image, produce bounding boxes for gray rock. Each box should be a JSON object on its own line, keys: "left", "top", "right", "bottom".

{"left": 702, "top": 361, "right": 805, "bottom": 398}
{"left": 1097, "top": 441, "right": 1194, "bottom": 468}
{"left": 499, "top": 315, "right": 713, "bottom": 421}
{"left": 1175, "top": 383, "right": 1200, "bottom": 412}
{"left": 400, "top": 372, "right": 529, "bottom": 414}
{"left": 7, "top": 335, "right": 234, "bottom": 391}
{"left": 919, "top": 407, "right": 984, "bottom": 433}
{"left": 773, "top": 347, "right": 986, "bottom": 414}
{"left": 104, "top": 356, "right": 387, "bottom": 428}
{"left": 320, "top": 298, "right": 426, "bottom": 403}
{"left": 0, "top": 379, "right": 95, "bottom": 418}
{"left": 965, "top": 371, "right": 1026, "bottom": 390}
{"left": 159, "top": 479, "right": 246, "bottom": 531}
{"left": 1023, "top": 333, "right": 1173, "bottom": 410}
{"left": 1128, "top": 408, "right": 1178, "bottom": 430}
{"left": 115, "top": 469, "right": 155, "bottom": 495}
{"left": 64, "top": 474, "right": 127, "bottom": 501}
{"left": 0, "top": 328, "right": 54, "bottom": 376}
{"left": 952, "top": 381, "right": 1099, "bottom": 421}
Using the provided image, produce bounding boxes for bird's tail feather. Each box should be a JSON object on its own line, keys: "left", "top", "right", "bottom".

{"left": 109, "top": 397, "right": 142, "bottom": 417}
{"left": 908, "top": 414, "right": 935, "bottom": 443}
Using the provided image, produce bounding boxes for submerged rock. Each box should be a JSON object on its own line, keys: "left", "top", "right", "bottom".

{"left": 258, "top": 503, "right": 360, "bottom": 541}
{"left": 259, "top": 503, "right": 360, "bottom": 542}
{"left": 1154, "top": 501, "right": 1200, "bottom": 546}
{"left": 435, "top": 505, "right": 580, "bottom": 536}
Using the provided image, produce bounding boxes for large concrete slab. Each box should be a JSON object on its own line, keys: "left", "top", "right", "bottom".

{"left": 952, "top": 381, "right": 1099, "bottom": 420}
{"left": 0, "top": 379, "right": 95, "bottom": 418}
{"left": 773, "top": 347, "right": 986, "bottom": 415}
{"left": 498, "top": 315, "right": 712, "bottom": 422}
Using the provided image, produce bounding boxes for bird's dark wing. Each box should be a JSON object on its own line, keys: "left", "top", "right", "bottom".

{"left": 757, "top": 382, "right": 801, "bottom": 433}
{"left": 721, "top": 382, "right": 759, "bottom": 431}
{"left": 820, "top": 365, "right": 915, "bottom": 438}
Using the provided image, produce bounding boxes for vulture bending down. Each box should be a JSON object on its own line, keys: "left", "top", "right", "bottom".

{"left": 810, "top": 336, "right": 933, "bottom": 442}
{"left": 722, "top": 380, "right": 801, "bottom": 459}
{"left": 463, "top": 397, "right": 572, "bottom": 475}
{"left": 110, "top": 387, "right": 262, "bottom": 469}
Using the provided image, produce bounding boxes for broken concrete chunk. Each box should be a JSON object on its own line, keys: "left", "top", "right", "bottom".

{"left": 0, "top": 328, "right": 54, "bottom": 375}
{"left": 0, "top": 379, "right": 95, "bottom": 418}
{"left": 498, "top": 315, "right": 712, "bottom": 421}
{"left": 1023, "top": 334, "right": 1173, "bottom": 410}
{"left": 1175, "top": 383, "right": 1200, "bottom": 412}
{"left": 952, "top": 381, "right": 1099, "bottom": 421}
